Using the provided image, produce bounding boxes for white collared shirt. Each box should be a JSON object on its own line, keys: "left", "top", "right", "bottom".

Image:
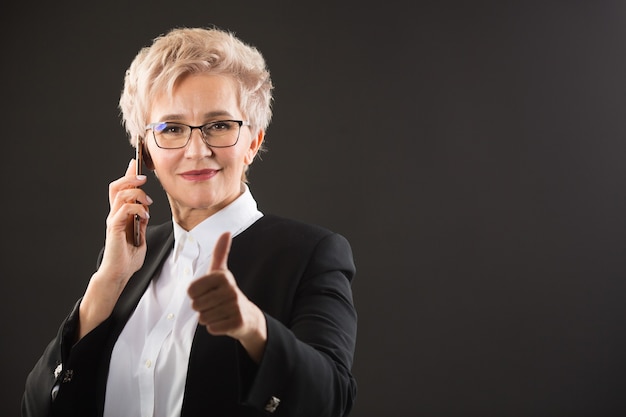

{"left": 104, "top": 185, "right": 262, "bottom": 417}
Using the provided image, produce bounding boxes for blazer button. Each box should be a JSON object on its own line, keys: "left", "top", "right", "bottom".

{"left": 54, "top": 363, "right": 62, "bottom": 379}
{"left": 264, "top": 396, "right": 281, "bottom": 413}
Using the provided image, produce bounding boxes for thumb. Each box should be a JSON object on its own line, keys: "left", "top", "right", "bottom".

{"left": 210, "top": 232, "right": 232, "bottom": 272}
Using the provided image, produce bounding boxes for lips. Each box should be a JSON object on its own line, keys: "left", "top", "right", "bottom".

{"left": 180, "top": 169, "right": 219, "bottom": 181}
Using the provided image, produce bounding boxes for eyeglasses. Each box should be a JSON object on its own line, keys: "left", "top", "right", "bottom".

{"left": 145, "top": 120, "right": 249, "bottom": 149}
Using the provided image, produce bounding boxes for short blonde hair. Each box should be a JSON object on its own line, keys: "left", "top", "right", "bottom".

{"left": 119, "top": 27, "right": 273, "bottom": 151}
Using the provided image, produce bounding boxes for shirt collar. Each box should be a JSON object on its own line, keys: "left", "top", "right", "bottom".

{"left": 172, "top": 184, "right": 262, "bottom": 261}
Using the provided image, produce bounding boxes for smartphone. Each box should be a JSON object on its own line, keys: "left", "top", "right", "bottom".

{"left": 133, "top": 137, "right": 143, "bottom": 246}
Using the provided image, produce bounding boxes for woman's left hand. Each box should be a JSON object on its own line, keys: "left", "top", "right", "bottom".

{"left": 187, "top": 232, "right": 267, "bottom": 363}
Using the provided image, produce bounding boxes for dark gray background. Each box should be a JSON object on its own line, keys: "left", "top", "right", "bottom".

{"left": 3, "top": 1, "right": 626, "bottom": 416}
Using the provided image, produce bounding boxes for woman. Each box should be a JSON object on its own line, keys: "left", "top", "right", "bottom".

{"left": 22, "top": 27, "right": 357, "bottom": 417}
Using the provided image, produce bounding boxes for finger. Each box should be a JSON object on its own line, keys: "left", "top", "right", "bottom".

{"left": 189, "top": 275, "right": 234, "bottom": 307}
{"left": 126, "top": 159, "right": 149, "bottom": 204}
{"left": 112, "top": 188, "right": 152, "bottom": 206}
{"left": 107, "top": 191, "right": 152, "bottom": 224}
{"left": 188, "top": 272, "right": 224, "bottom": 299}
{"left": 125, "top": 158, "right": 136, "bottom": 176}
{"left": 107, "top": 201, "right": 150, "bottom": 229}
{"left": 127, "top": 158, "right": 148, "bottom": 183}
{"left": 109, "top": 168, "right": 148, "bottom": 205}
{"left": 201, "top": 311, "right": 241, "bottom": 334}
{"left": 210, "top": 232, "right": 232, "bottom": 272}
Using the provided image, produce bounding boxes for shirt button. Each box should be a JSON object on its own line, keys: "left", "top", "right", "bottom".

{"left": 145, "top": 359, "right": 152, "bottom": 368}
{"left": 167, "top": 313, "right": 174, "bottom": 320}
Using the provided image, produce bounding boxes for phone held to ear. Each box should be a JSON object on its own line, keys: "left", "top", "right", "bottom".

{"left": 133, "top": 137, "right": 143, "bottom": 246}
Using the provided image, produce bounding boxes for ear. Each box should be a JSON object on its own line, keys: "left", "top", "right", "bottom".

{"left": 244, "top": 129, "right": 265, "bottom": 165}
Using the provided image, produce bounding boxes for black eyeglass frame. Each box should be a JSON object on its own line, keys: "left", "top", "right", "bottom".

{"left": 145, "top": 119, "right": 250, "bottom": 149}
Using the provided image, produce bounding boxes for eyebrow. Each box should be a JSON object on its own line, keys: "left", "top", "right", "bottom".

{"left": 156, "top": 111, "right": 236, "bottom": 122}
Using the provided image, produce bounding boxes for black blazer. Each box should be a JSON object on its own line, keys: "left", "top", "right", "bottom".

{"left": 22, "top": 214, "right": 357, "bottom": 417}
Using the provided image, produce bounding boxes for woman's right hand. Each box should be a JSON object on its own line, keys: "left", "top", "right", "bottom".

{"left": 78, "top": 159, "right": 153, "bottom": 339}
{"left": 98, "top": 158, "right": 152, "bottom": 281}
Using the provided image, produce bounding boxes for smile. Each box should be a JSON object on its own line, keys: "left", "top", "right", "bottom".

{"left": 180, "top": 169, "right": 219, "bottom": 181}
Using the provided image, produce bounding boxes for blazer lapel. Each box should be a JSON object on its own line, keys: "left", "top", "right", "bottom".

{"left": 110, "top": 221, "right": 174, "bottom": 329}
{"left": 93, "top": 222, "right": 174, "bottom": 416}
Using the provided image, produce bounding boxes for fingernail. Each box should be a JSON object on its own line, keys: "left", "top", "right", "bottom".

{"left": 146, "top": 195, "right": 153, "bottom": 204}
{"left": 137, "top": 175, "right": 147, "bottom": 180}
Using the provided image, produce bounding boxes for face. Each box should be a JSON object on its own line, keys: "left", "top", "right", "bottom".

{"left": 146, "top": 73, "right": 263, "bottom": 230}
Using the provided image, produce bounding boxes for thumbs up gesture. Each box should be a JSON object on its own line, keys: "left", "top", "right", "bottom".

{"left": 188, "top": 232, "right": 267, "bottom": 362}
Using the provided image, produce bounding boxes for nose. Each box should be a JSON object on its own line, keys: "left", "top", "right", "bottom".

{"left": 185, "top": 128, "right": 213, "bottom": 156}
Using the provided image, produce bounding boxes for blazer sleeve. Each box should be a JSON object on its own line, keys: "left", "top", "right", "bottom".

{"left": 240, "top": 231, "right": 358, "bottom": 417}
{"left": 21, "top": 303, "right": 72, "bottom": 417}
{"left": 22, "top": 222, "right": 173, "bottom": 417}
{"left": 21, "top": 299, "right": 114, "bottom": 417}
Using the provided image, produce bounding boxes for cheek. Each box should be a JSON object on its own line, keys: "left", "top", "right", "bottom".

{"left": 150, "top": 147, "right": 177, "bottom": 167}
{"left": 150, "top": 153, "right": 179, "bottom": 182}
{"left": 221, "top": 149, "right": 248, "bottom": 168}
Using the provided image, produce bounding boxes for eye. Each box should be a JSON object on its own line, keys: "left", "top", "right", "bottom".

{"left": 158, "top": 122, "right": 186, "bottom": 135}
{"left": 205, "top": 120, "right": 236, "bottom": 132}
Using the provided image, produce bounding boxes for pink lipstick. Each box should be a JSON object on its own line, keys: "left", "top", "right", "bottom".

{"left": 180, "top": 169, "right": 218, "bottom": 181}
